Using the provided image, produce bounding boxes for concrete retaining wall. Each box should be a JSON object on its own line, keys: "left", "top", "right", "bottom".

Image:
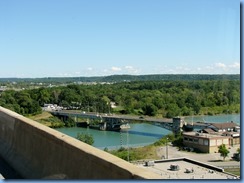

{"left": 0, "top": 107, "right": 161, "bottom": 179}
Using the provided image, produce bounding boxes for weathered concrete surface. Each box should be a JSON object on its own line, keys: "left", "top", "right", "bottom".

{"left": 0, "top": 154, "right": 22, "bottom": 179}
{"left": 0, "top": 107, "right": 161, "bottom": 179}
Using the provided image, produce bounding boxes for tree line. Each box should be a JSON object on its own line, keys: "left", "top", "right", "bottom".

{"left": 0, "top": 74, "right": 239, "bottom": 85}
{"left": 0, "top": 79, "right": 240, "bottom": 118}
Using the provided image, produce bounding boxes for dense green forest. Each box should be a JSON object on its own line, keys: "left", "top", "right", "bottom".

{"left": 0, "top": 76, "right": 240, "bottom": 118}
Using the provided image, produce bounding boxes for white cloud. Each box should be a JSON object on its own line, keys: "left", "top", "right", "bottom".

{"left": 54, "top": 61, "right": 240, "bottom": 77}
{"left": 87, "top": 67, "right": 93, "bottom": 71}
{"left": 124, "top": 65, "right": 139, "bottom": 74}
{"left": 58, "top": 73, "right": 71, "bottom": 77}
{"left": 229, "top": 62, "right": 240, "bottom": 69}
{"left": 111, "top": 66, "right": 122, "bottom": 71}
{"left": 215, "top": 62, "right": 227, "bottom": 69}
{"left": 205, "top": 65, "right": 214, "bottom": 71}
{"left": 125, "top": 66, "right": 133, "bottom": 70}
{"left": 211, "top": 62, "right": 239, "bottom": 73}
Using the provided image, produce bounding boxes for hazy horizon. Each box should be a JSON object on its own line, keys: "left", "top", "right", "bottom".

{"left": 0, "top": 73, "right": 240, "bottom": 80}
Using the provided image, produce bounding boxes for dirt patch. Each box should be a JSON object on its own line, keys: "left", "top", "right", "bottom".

{"left": 29, "top": 111, "right": 53, "bottom": 120}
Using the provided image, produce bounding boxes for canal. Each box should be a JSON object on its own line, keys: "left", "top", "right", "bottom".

{"left": 57, "top": 123, "right": 171, "bottom": 150}
{"left": 184, "top": 113, "right": 240, "bottom": 125}
{"left": 56, "top": 114, "right": 240, "bottom": 150}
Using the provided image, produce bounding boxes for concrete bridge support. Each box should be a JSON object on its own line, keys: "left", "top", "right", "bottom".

{"left": 0, "top": 107, "right": 161, "bottom": 179}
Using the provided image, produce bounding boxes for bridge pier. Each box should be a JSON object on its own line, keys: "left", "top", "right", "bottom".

{"left": 172, "top": 117, "right": 184, "bottom": 134}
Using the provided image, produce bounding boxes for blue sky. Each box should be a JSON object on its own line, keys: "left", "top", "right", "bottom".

{"left": 0, "top": 0, "right": 240, "bottom": 78}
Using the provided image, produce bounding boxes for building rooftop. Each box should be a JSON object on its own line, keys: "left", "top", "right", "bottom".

{"left": 208, "top": 122, "right": 239, "bottom": 129}
{"left": 201, "top": 128, "right": 216, "bottom": 134}
{"left": 183, "top": 131, "right": 228, "bottom": 139}
{"left": 135, "top": 158, "right": 239, "bottom": 180}
{"left": 222, "top": 131, "right": 240, "bottom": 137}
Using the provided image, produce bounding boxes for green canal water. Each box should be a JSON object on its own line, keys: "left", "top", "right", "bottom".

{"left": 56, "top": 114, "right": 240, "bottom": 150}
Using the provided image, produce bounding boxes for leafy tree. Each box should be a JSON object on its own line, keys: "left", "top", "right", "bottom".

{"left": 38, "top": 88, "right": 51, "bottom": 106}
{"left": 218, "top": 144, "right": 230, "bottom": 161}
{"left": 192, "top": 103, "right": 201, "bottom": 114}
{"left": 0, "top": 76, "right": 240, "bottom": 118}
{"left": 52, "top": 89, "right": 61, "bottom": 104}
{"left": 64, "top": 117, "right": 76, "bottom": 127}
{"left": 104, "top": 147, "right": 109, "bottom": 152}
{"left": 14, "top": 90, "right": 42, "bottom": 115}
{"left": 142, "top": 104, "right": 158, "bottom": 116}
{"left": 111, "top": 147, "right": 137, "bottom": 161}
{"left": 165, "top": 103, "right": 180, "bottom": 118}
{"left": 237, "top": 147, "right": 240, "bottom": 154}
{"left": 76, "top": 133, "right": 94, "bottom": 145}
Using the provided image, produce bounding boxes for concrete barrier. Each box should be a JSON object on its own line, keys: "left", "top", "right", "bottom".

{"left": 0, "top": 107, "right": 161, "bottom": 179}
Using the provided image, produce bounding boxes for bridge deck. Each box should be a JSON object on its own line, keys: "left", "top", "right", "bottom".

{"left": 51, "top": 110, "right": 173, "bottom": 124}
{"left": 51, "top": 110, "right": 214, "bottom": 132}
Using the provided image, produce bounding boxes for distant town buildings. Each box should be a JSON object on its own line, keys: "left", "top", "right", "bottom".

{"left": 0, "top": 86, "right": 6, "bottom": 93}
{"left": 42, "top": 104, "right": 63, "bottom": 111}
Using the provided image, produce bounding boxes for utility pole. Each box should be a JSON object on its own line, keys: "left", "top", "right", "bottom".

{"left": 120, "top": 131, "right": 122, "bottom": 147}
{"left": 166, "top": 138, "right": 168, "bottom": 159}
{"left": 127, "top": 130, "right": 129, "bottom": 162}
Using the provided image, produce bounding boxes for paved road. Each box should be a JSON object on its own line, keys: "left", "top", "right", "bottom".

{"left": 52, "top": 110, "right": 173, "bottom": 123}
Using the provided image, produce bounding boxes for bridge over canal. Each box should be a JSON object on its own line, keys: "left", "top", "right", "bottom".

{"left": 51, "top": 110, "right": 210, "bottom": 133}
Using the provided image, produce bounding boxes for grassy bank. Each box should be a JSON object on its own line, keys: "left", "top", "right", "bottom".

{"left": 224, "top": 168, "right": 240, "bottom": 176}
{"left": 109, "top": 145, "right": 159, "bottom": 161}
{"left": 108, "top": 134, "right": 178, "bottom": 161}
{"left": 29, "top": 111, "right": 66, "bottom": 128}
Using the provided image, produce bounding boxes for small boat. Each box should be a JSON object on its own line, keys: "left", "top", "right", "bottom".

{"left": 120, "top": 123, "right": 130, "bottom": 130}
